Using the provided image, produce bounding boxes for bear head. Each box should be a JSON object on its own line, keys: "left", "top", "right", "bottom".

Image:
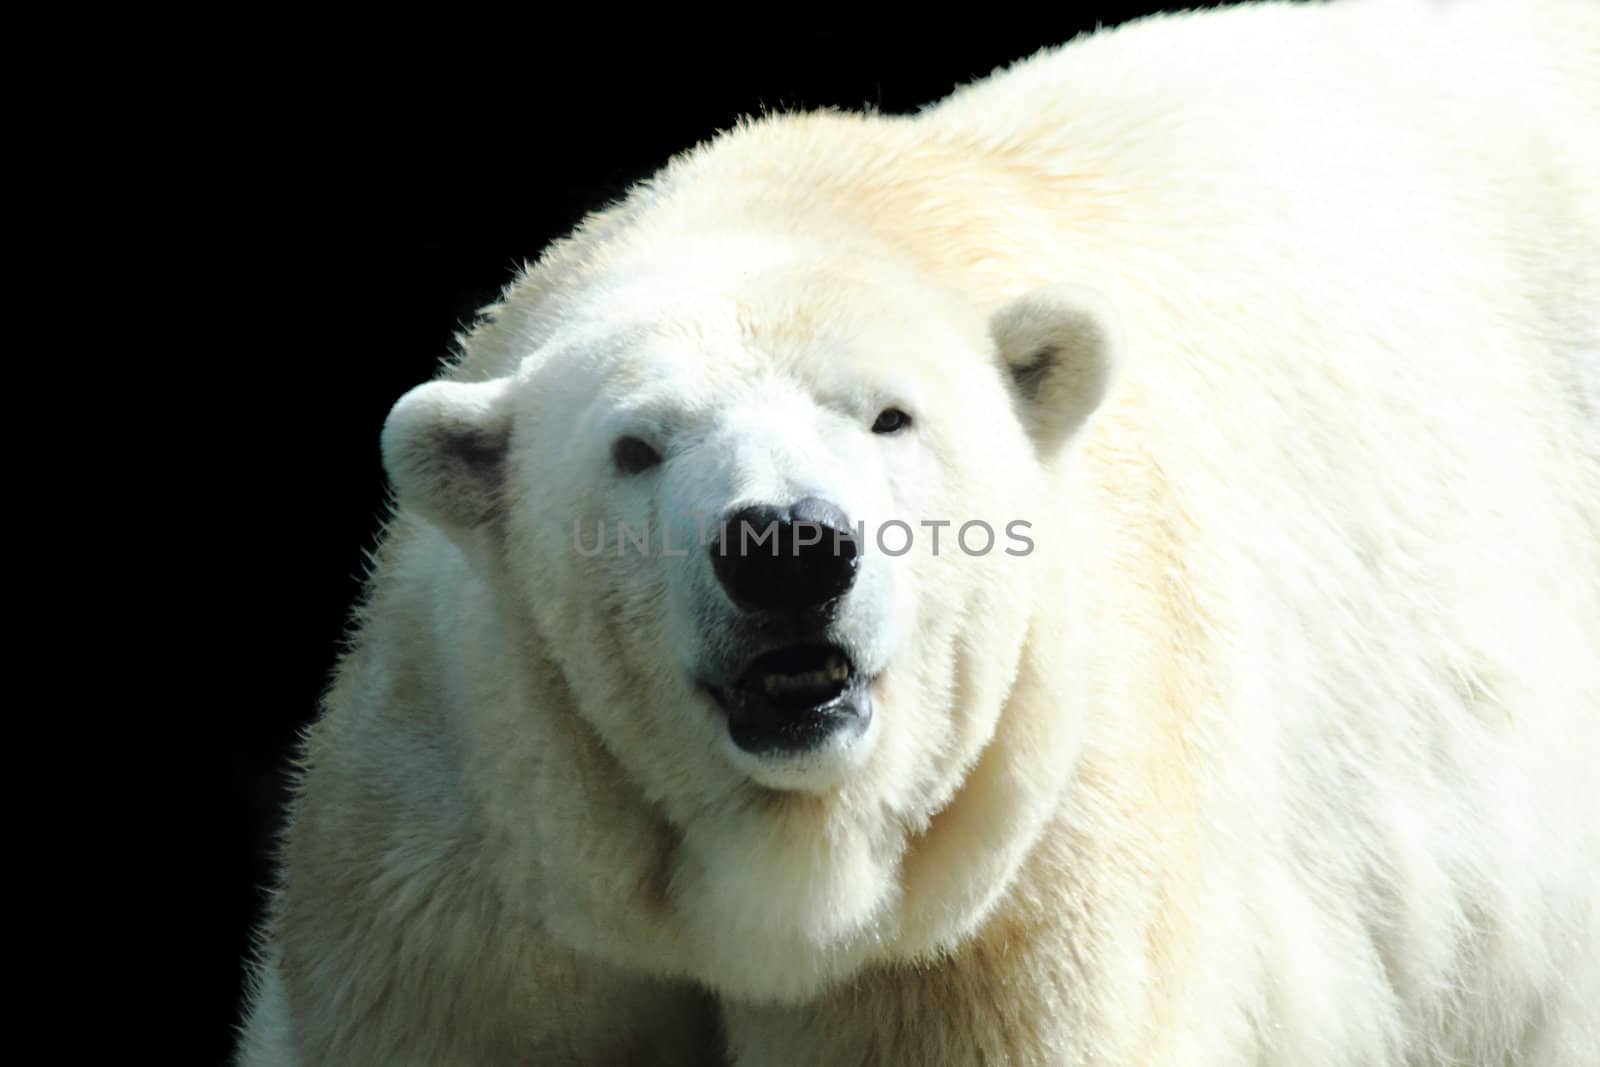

{"left": 379, "top": 230, "right": 1118, "bottom": 999}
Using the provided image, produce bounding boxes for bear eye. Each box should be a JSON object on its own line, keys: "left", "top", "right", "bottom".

{"left": 612, "top": 435, "right": 663, "bottom": 475}
{"left": 871, "top": 407, "right": 913, "bottom": 435}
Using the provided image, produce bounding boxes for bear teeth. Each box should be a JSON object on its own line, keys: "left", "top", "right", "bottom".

{"left": 757, "top": 658, "right": 852, "bottom": 696}
{"left": 737, "top": 646, "right": 855, "bottom": 704}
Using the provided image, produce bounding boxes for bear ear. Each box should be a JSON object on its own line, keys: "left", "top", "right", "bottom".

{"left": 380, "top": 377, "right": 515, "bottom": 532}
{"left": 990, "top": 284, "right": 1119, "bottom": 454}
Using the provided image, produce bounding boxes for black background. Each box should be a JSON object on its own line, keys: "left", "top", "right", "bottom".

{"left": 219, "top": 9, "right": 1220, "bottom": 1062}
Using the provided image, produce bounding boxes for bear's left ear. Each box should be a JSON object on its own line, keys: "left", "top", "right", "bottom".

{"left": 380, "top": 376, "right": 515, "bottom": 533}
{"left": 990, "top": 284, "right": 1120, "bottom": 454}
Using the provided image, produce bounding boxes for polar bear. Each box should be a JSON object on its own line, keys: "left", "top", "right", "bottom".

{"left": 239, "top": 1, "right": 1600, "bottom": 1064}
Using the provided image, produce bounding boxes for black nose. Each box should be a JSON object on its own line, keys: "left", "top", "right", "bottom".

{"left": 710, "top": 497, "right": 859, "bottom": 613}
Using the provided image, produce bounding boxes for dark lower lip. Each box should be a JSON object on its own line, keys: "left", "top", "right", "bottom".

{"left": 705, "top": 645, "right": 872, "bottom": 756}
{"left": 719, "top": 687, "right": 870, "bottom": 755}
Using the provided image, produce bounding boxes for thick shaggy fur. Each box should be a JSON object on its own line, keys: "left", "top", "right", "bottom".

{"left": 241, "top": 2, "right": 1600, "bottom": 1063}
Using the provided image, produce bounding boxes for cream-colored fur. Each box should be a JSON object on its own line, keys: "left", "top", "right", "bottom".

{"left": 241, "top": 1, "right": 1600, "bottom": 1063}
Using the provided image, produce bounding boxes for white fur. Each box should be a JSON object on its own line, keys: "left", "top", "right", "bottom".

{"left": 241, "top": 1, "right": 1600, "bottom": 1063}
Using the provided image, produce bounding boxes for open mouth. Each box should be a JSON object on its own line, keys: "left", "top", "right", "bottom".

{"left": 708, "top": 643, "right": 870, "bottom": 755}
{"left": 741, "top": 644, "right": 852, "bottom": 708}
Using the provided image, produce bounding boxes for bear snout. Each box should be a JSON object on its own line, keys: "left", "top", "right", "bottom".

{"left": 709, "top": 496, "right": 860, "bottom": 614}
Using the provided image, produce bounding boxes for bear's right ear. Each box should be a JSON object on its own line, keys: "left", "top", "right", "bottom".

{"left": 990, "top": 284, "right": 1120, "bottom": 456}
{"left": 380, "top": 377, "right": 515, "bottom": 532}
